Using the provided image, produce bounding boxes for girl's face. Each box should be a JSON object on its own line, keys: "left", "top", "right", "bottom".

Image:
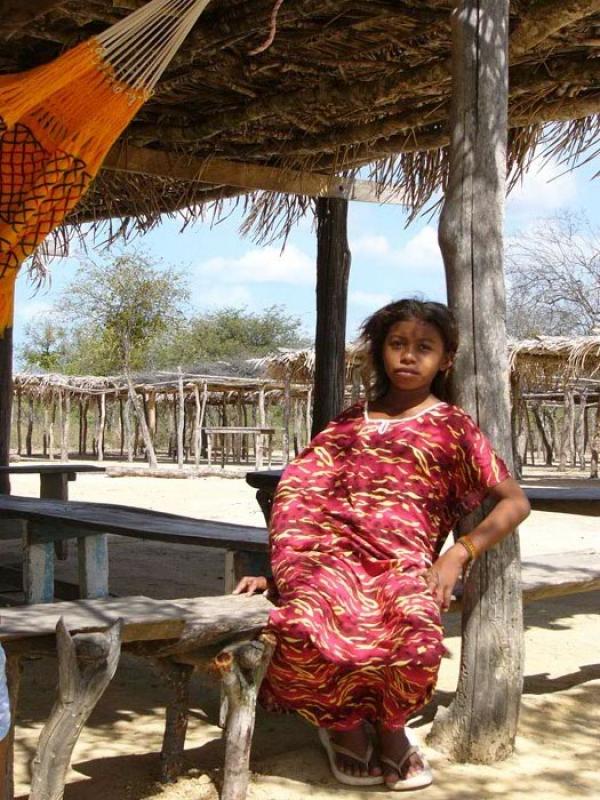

{"left": 382, "top": 318, "right": 453, "bottom": 394}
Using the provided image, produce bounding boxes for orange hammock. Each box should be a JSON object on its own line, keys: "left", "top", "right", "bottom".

{"left": 0, "top": 0, "right": 211, "bottom": 337}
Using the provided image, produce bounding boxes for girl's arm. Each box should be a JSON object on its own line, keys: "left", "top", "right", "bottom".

{"left": 423, "top": 478, "right": 530, "bottom": 611}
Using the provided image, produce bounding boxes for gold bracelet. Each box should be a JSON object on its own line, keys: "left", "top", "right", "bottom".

{"left": 457, "top": 535, "right": 478, "bottom": 564}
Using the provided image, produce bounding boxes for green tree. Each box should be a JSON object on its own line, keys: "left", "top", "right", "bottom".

{"left": 60, "top": 250, "right": 188, "bottom": 465}
{"left": 151, "top": 305, "right": 309, "bottom": 367}
{"left": 18, "top": 315, "right": 67, "bottom": 371}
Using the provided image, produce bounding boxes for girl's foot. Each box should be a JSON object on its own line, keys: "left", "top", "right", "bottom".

{"left": 377, "top": 725, "right": 431, "bottom": 788}
{"left": 329, "top": 725, "right": 382, "bottom": 779}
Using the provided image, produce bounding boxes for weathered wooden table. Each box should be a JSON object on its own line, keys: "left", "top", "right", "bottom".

{"left": 0, "top": 495, "right": 268, "bottom": 603}
{"left": 204, "top": 426, "right": 275, "bottom": 469}
{"left": 0, "top": 463, "right": 106, "bottom": 503}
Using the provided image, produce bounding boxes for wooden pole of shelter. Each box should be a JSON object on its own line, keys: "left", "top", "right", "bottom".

{"left": 61, "top": 392, "right": 70, "bottom": 461}
{"left": 558, "top": 390, "right": 572, "bottom": 470}
{"left": 282, "top": 372, "right": 291, "bottom": 466}
{"left": 311, "top": 198, "right": 351, "bottom": 437}
{"left": 430, "top": 0, "right": 523, "bottom": 762}
{"left": 256, "top": 386, "right": 265, "bottom": 469}
{"left": 532, "top": 403, "right": 553, "bottom": 466}
{"left": 590, "top": 400, "right": 600, "bottom": 478}
{"left": 96, "top": 393, "right": 106, "bottom": 463}
{"left": 0, "top": 309, "right": 13, "bottom": 494}
{"left": 124, "top": 397, "right": 134, "bottom": 462}
{"left": 43, "top": 404, "right": 49, "bottom": 457}
{"left": 48, "top": 393, "right": 56, "bottom": 461}
{"left": 305, "top": 385, "right": 313, "bottom": 444}
{"left": 26, "top": 395, "right": 34, "bottom": 458}
{"left": 176, "top": 369, "right": 185, "bottom": 469}
{"left": 125, "top": 374, "right": 158, "bottom": 468}
{"left": 15, "top": 387, "right": 22, "bottom": 456}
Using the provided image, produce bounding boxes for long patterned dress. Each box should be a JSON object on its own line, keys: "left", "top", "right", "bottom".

{"left": 259, "top": 401, "right": 510, "bottom": 731}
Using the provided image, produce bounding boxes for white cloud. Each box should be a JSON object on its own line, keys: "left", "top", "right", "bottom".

{"left": 351, "top": 234, "right": 391, "bottom": 257}
{"left": 15, "top": 299, "right": 53, "bottom": 322}
{"left": 196, "top": 243, "right": 314, "bottom": 286}
{"left": 393, "top": 225, "right": 443, "bottom": 276}
{"left": 350, "top": 290, "right": 392, "bottom": 309}
{"left": 507, "top": 160, "right": 577, "bottom": 216}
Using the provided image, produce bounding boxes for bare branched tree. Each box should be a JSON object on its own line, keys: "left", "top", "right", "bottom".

{"left": 506, "top": 212, "right": 600, "bottom": 338}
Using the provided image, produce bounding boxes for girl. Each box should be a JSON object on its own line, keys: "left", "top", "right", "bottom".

{"left": 235, "top": 299, "right": 530, "bottom": 791}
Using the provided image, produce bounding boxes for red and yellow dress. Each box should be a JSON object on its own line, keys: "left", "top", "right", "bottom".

{"left": 260, "top": 401, "right": 510, "bottom": 731}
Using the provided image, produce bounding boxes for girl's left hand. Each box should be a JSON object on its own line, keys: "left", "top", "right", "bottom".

{"left": 418, "top": 546, "right": 469, "bottom": 612}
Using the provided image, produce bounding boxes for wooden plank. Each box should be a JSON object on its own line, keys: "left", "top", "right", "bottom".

{"left": 0, "top": 496, "right": 269, "bottom": 551}
{"left": 0, "top": 465, "right": 105, "bottom": 475}
{"left": 103, "top": 143, "right": 406, "bottom": 205}
{"left": 0, "top": 595, "right": 271, "bottom": 644}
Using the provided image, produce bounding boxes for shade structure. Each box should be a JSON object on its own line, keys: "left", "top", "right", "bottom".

{"left": 0, "top": 0, "right": 212, "bottom": 336}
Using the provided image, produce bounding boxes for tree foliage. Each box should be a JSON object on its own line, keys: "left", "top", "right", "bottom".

{"left": 19, "top": 250, "right": 309, "bottom": 375}
{"left": 506, "top": 213, "right": 600, "bottom": 338}
{"left": 18, "top": 315, "right": 67, "bottom": 371}
{"left": 60, "top": 251, "right": 188, "bottom": 373}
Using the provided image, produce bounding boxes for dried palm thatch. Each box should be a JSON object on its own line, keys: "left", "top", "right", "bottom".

{"left": 1, "top": 0, "right": 599, "bottom": 246}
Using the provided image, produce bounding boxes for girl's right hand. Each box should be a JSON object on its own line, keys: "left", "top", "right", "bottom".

{"left": 232, "top": 575, "right": 269, "bottom": 595}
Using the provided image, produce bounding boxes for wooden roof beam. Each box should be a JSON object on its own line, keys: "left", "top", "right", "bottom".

{"left": 102, "top": 144, "right": 407, "bottom": 205}
{"left": 510, "top": 0, "right": 600, "bottom": 59}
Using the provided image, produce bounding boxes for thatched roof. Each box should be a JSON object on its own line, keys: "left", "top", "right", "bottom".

{"left": 2, "top": 1, "right": 599, "bottom": 240}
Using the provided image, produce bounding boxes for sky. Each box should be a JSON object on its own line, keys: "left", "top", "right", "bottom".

{"left": 13, "top": 157, "right": 599, "bottom": 355}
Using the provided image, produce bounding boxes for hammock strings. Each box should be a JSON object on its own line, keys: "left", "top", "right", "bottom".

{"left": 0, "top": 0, "right": 212, "bottom": 335}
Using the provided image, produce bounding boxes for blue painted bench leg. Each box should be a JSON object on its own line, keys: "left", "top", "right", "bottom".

{"left": 78, "top": 534, "right": 109, "bottom": 599}
{"left": 23, "top": 522, "right": 54, "bottom": 604}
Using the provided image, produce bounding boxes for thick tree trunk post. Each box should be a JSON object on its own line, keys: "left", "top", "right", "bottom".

{"left": 29, "top": 618, "right": 122, "bottom": 800}
{"left": 157, "top": 660, "right": 195, "bottom": 783}
{"left": 312, "top": 197, "right": 351, "bottom": 438}
{"left": 147, "top": 391, "right": 157, "bottom": 441}
{"left": 1, "top": 652, "right": 22, "bottom": 800}
{"left": 60, "top": 392, "right": 70, "bottom": 462}
{"left": 590, "top": 401, "right": 600, "bottom": 479}
{"left": 176, "top": 369, "right": 185, "bottom": 469}
{"left": 0, "top": 321, "right": 13, "bottom": 494}
{"left": 216, "top": 634, "right": 276, "bottom": 800}
{"left": 431, "top": 0, "right": 523, "bottom": 763}
{"left": 125, "top": 373, "right": 158, "bottom": 468}
{"left": 15, "top": 388, "right": 22, "bottom": 456}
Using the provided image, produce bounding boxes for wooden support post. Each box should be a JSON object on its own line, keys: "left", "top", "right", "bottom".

{"left": 216, "top": 635, "right": 276, "bottom": 800}
{"left": 0, "top": 312, "right": 13, "bottom": 494}
{"left": 49, "top": 394, "right": 56, "bottom": 461}
{"left": 61, "top": 392, "right": 70, "bottom": 461}
{"left": 282, "top": 373, "right": 291, "bottom": 466}
{"left": 78, "top": 534, "right": 109, "bottom": 598}
{"left": 431, "top": 0, "right": 523, "bottom": 763}
{"left": 157, "top": 660, "right": 195, "bottom": 783}
{"left": 305, "top": 386, "right": 313, "bottom": 446}
{"left": 256, "top": 387, "right": 266, "bottom": 469}
{"left": 312, "top": 197, "right": 351, "bottom": 438}
{"left": 23, "top": 522, "right": 55, "bottom": 604}
{"left": 590, "top": 401, "right": 600, "bottom": 478}
{"left": 15, "top": 388, "right": 22, "bottom": 457}
{"left": 97, "top": 393, "right": 106, "bottom": 463}
{"left": 124, "top": 397, "right": 134, "bottom": 462}
{"left": 40, "top": 471, "right": 70, "bottom": 562}
{"left": 177, "top": 368, "right": 185, "bottom": 469}
{"left": 29, "top": 619, "right": 122, "bottom": 800}
{"left": 26, "top": 395, "right": 34, "bottom": 457}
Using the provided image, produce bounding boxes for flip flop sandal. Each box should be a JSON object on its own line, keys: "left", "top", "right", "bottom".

{"left": 380, "top": 745, "right": 433, "bottom": 791}
{"left": 318, "top": 727, "right": 384, "bottom": 786}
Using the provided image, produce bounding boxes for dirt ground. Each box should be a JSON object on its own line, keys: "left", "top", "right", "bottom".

{"left": 2, "top": 463, "right": 599, "bottom": 799}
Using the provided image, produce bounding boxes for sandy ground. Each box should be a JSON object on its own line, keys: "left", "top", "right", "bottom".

{"left": 2, "top": 463, "right": 599, "bottom": 799}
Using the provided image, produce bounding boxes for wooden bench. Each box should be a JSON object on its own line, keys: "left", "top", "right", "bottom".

{"left": 1, "top": 594, "right": 273, "bottom": 800}
{"left": 0, "top": 495, "right": 268, "bottom": 604}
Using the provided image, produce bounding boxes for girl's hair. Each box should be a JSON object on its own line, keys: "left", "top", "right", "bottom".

{"left": 359, "top": 298, "right": 459, "bottom": 401}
